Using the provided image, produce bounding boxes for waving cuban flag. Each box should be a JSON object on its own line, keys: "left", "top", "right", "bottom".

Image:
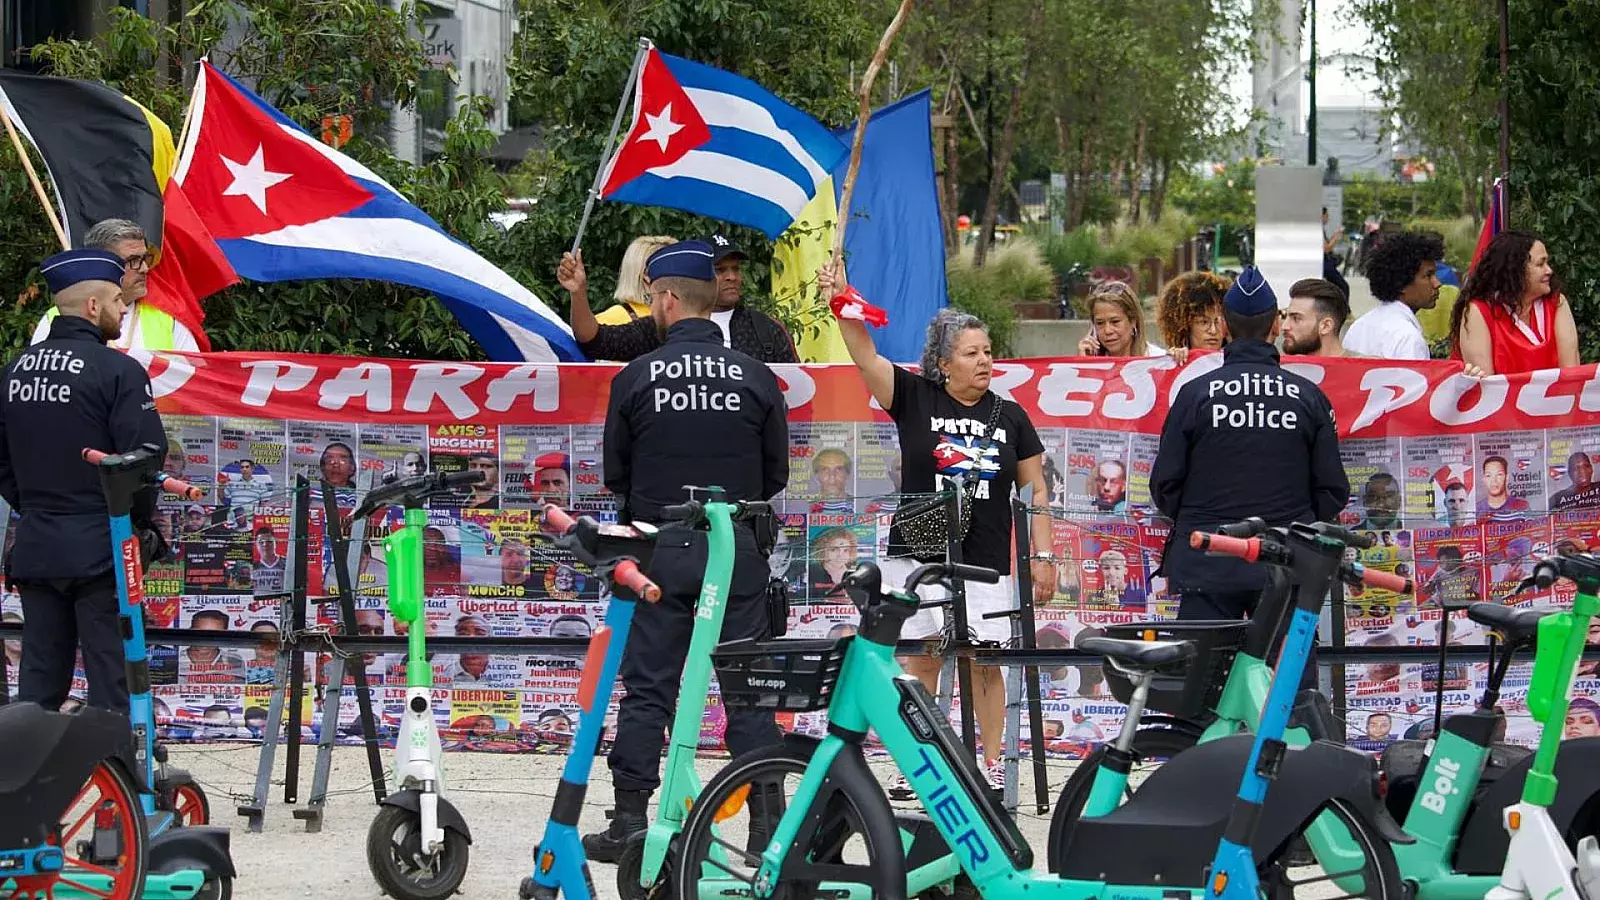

{"left": 597, "top": 43, "right": 850, "bottom": 239}
{"left": 173, "top": 61, "right": 582, "bottom": 362}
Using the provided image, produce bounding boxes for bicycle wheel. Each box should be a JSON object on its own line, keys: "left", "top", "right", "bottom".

{"left": 7, "top": 759, "right": 149, "bottom": 900}
{"left": 169, "top": 781, "right": 210, "bottom": 826}
{"left": 673, "top": 743, "right": 899, "bottom": 900}
{"left": 1263, "top": 798, "right": 1404, "bottom": 900}
{"left": 1046, "top": 725, "right": 1197, "bottom": 873}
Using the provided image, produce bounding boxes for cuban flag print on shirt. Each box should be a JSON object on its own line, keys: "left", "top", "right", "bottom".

{"left": 933, "top": 436, "right": 1001, "bottom": 480}
{"left": 172, "top": 61, "right": 582, "bottom": 363}
{"left": 599, "top": 44, "right": 850, "bottom": 239}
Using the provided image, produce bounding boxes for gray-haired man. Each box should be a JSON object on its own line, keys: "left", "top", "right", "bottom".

{"left": 31, "top": 218, "right": 201, "bottom": 352}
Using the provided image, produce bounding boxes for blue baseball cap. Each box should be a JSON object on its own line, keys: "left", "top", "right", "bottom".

{"left": 41, "top": 249, "right": 125, "bottom": 295}
{"left": 1224, "top": 265, "right": 1278, "bottom": 316}
{"left": 645, "top": 240, "right": 716, "bottom": 282}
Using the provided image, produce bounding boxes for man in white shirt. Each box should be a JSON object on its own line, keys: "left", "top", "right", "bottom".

{"left": 1342, "top": 231, "right": 1445, "bottom": 360}
{"left": 30, "top": 219, "right": 201, "bottom": 353}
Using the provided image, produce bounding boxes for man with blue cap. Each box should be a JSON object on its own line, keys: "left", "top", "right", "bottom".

{"left": 585, "top": 239, "right": 788, "bottom": 859}
{"left": 0, "top": 249, "right": 169, "bottom": 712}
{"left": 1150, "top": 265, "right": 1348, "bottom": 648}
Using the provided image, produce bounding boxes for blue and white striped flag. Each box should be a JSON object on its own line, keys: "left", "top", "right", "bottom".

{"left": 598, "top": 43, "right": 850, "bottom": 239}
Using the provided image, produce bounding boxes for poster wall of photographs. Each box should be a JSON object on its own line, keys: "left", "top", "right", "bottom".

{"left": 5, "top": 352, "right": 1600, "bottom": 754}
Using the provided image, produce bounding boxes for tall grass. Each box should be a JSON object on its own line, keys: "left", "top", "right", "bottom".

{"left": 944, "top": 241, "right": 1055, "bottom": 356}
{"left": 1407, "top": 216, "right": 1480, "bottom": 269}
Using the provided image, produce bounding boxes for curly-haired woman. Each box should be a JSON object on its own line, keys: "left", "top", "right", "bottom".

{"left": 1154, "top": 271, "right": 1230, "bottom": 359}
{"left": 1450, "top": 230, "right": 1579, "bottom": 375}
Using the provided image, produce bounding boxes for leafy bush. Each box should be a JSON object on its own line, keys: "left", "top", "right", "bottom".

{"left": 1035, "top": 225, "right": 1102, "bottom": 277}
{"left": 1404, "top": 216, "right": 1479, "bottom": 270}
{"left": 944, "top": 240, "right": 1055, "bottom": 357}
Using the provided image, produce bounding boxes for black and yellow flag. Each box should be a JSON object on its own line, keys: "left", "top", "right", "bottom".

{"left": 0, "top": 69, "right": 174, "bottom": 249}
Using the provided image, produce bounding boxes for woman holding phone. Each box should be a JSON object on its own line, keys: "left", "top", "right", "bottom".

{"left": 1075, "top": 281, "right": 1165, "bottom": 357}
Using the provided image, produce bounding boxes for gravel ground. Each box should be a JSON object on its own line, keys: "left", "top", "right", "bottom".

{"left": 176, "top": 742, "right": 1075, "bottom": 900}
{"left": 180, "top": 742, "right": 1354, "bottom": 900}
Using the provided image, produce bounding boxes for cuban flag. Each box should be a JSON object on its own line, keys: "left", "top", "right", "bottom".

{"left": 173, "top": 60, "right": 582, "bottom": 362}
{"left": 598, "top": 43, "right": 849, "bottom": 239}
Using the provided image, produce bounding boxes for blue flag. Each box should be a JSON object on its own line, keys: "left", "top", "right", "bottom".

{"left": 830, "top": 90, "right": 947, "bottom": 363}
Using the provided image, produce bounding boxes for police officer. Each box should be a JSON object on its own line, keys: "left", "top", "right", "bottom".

{"left": 585, "top": 239, "right": 789, "bottom": 860}
{"left": 0, "top": 249, "right": 168, "bottom": 712}
{"left": 1151, "top": 266, "right": 1349, "bottom": 622}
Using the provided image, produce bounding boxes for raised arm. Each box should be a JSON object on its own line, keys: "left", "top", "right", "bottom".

{"left": 817, "top": 259, "right": 895, "bottom": 410}
{"left": 559, "top": 250, "right": 599, "bottom": 344}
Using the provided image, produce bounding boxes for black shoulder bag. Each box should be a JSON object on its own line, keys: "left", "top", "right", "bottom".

{"left": 891, "top": 392, "right": 1003, "bottom": 558}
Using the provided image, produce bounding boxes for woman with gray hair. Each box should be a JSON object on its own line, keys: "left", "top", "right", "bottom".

{"left": 818, "top": 261, "right": 1055, "bottom": 793}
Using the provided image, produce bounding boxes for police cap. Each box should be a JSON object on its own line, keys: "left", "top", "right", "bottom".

{"left": 646, "top": 240, "right": 716, "bottom": 282}
{"left": 1224, "top": 265, "right": 1278, "bottom": 316}
{"left": 41, "top": 249, "right": 125, "bottom": 295}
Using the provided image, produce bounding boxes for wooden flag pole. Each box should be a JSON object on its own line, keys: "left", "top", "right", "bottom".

{"left": 832, "top": 0, "right": 914, "bottom": 262}
{"left": 1, "top": 105, "right": 69, "bottom": 250}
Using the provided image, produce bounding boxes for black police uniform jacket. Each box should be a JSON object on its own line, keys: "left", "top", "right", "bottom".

{"left": 603, "top": 317, "right": 789, "bottom": 522}
{"left": 0, "top": 315, "right": 167, "bottom": 580}
{"left": 1151, "top": 339, "right": 1349, "bottom": 592}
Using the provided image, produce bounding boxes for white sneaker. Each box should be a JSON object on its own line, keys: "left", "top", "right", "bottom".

{"left": 983, "top": 758, "right": 1006, "bottom": 791}
{"left": 887, "top": 771, "right": 914, "bottom": 801}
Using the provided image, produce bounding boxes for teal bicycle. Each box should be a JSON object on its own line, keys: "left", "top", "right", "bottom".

{"left": 672, "top": 547, "right": 1408, "bottom": 900}
{"left": 1049, "top": 518, "right": 1600, "bottom": 900}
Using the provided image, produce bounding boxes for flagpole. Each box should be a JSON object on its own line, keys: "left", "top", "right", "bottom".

{"left": 571, "top": 37, "right": 650, "bottom": 254}
{"left": 833, "top": 0, "right": 914, "bottom": 262}
{"left": 0, "top": 105, "right": 69, "bottom": 250}
{"left": 173, "top": 60, "right": 203, "bottom": 172}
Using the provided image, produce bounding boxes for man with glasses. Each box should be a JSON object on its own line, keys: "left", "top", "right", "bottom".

{"left": 30, "top": 218, "right": 201, "bottom": 353}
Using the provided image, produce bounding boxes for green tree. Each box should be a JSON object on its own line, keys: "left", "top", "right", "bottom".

{"left": 1504, "top": 0, "right": 1600, "bottom": 361}
{"left": 1, "top": 2, "right": 511, "bottom": 360}
{"left": 1347, "top": 0, "right": 1498, "bottom": 221}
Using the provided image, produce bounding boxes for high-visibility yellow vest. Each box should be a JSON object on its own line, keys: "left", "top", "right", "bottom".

{"left": 45, "top": 302, "right": 178, "bottom": 350}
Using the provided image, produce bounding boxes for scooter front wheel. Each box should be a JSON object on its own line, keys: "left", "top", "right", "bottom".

{"left": 168, "top": 781, "right": 211, "bottom": 827}
{"left": 366, "top": 804, "right": 470, "bottom": 900}
{"left": 617, "top": 831, "right": 673, "bottom": 900}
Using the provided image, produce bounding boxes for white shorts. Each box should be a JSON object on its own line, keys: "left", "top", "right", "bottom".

{"left": 877, "top": 556, "right": 1018, "bottom": 644}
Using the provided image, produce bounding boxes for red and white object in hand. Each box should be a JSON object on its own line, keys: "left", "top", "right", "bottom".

{"left": 830, "top": 286, "right": 889, "bottom": 328}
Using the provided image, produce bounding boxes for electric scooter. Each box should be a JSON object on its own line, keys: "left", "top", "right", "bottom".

{"left": 1051, "top": 515, "right": 1600, "bottom": 898}
{"left": 520, "top": 503, "right": 664, "bottom": 900}
{"left": 0, "top": 702, "right": 150, "bottom": 900}
{"left": 671, "top": 520, "right": 1412, "bottom": 900}
{"left": 616, "top": 488, "right": 782, "bottom": 900}
{"left": 1481, "top": 552, "right": 1600, "bottom": 900}
{"left": 356, "top": 469, "right": 486, "bottom": 900}
{"left": 82, "top": 443, "right": 236, "bottom": 900}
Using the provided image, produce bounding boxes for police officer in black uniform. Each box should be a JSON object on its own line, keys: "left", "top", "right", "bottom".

{"left": 0, "top": 249, "right": 168, "bottom": 711}
{"left": 585, "top": 239, "right": 789, "bottom": 859}
{"left": 1151, "top": 266, "right": 1349, "bottom": 623}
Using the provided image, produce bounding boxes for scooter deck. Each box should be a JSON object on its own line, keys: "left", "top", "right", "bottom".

{"left": 35, "top": 869, "right": 207, "bottom": 900}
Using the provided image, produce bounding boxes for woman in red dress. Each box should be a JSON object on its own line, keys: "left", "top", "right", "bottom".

{"left": 1450, "top": 230, "right": 1580, "bottom": 374}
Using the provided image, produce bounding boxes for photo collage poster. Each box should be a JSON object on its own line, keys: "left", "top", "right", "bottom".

{"left": 4, "top": 406, "right": 1599, "bottom": 755}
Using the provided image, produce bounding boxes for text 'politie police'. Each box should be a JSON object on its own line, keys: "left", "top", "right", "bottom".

{"left": 648, "top": 352, "right": 748, "bottom": 413}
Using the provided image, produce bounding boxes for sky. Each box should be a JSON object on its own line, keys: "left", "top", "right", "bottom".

{"left": 1223, "top": 0, "right": 1382, "bottom": 127}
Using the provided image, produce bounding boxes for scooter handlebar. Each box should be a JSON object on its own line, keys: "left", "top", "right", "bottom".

{"left": 1190, "top": 531, "right": 1261, "bottom": 562}
{"left": 539, "top": 504, "right": 578, "bottom": 536}
{"left": 661, "top": 500, "right": 704, "bottom": 524}
{"left": 1342, "top": 561, "right": 1414, "bottom": 595}
{"left": 1216, "top": 517, "right": 1268, "bottom": 538}
{"left": 611, "top": 559, "right": 661, "bottom": 603}
{"left": 156, "top": 474, "right": 203, "bottom": 501}
{"left": 83, "top": 447, "right": 202, "bottom": 499}
{"left": 442, "top": 470, "right": 487, "bottom": 489}
{"left": 1316, "top": 522, "right": 1376, "bottom": 550}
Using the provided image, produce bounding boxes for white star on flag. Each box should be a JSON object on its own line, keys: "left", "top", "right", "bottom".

{"left": 220, "top": 144, "right": 292, "bottom": 215}
{"left": 637, "top": 103, "right": 685, "bottom": 152}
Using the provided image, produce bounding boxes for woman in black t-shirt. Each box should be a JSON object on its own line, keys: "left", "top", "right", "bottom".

{"left": 819, "top": 262, "right": 1055, "bottom": 791}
